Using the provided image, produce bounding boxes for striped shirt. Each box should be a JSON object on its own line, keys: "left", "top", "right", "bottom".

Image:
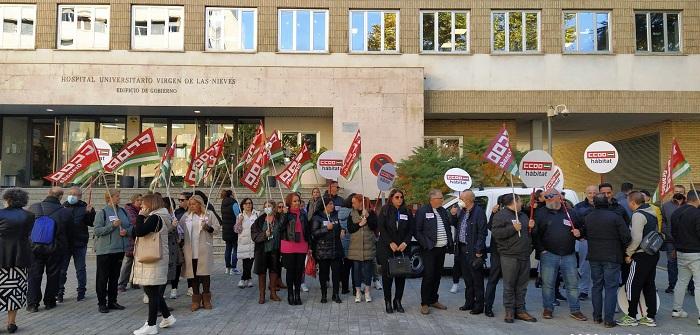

{"left": 434, "top": 208, "right": 448, "bottom": 248}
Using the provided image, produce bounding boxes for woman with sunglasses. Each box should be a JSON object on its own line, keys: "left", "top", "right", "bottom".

{"left": 251, "top": 200, "right": 283, "bottom": 304}
{"left": 377, "top": 189, "right": 413, "bottom": 313}
{"left": 236, "top": 198, "right": 258, "bottom": 288}
{"left": 279, "top": 193, "right": 311, "bottom": 305}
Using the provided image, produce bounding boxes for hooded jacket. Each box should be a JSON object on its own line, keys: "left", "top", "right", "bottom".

{"left": 626, "top": 204, "right": 659, "bottom": 257}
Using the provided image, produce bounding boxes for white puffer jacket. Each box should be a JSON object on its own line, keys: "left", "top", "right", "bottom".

{"left": 132, "top": 208, "right": 171, "bottom": 286}
{"left": 237, "top": 210, "right": 258, "bottom": 259}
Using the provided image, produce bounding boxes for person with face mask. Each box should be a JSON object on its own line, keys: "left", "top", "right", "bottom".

{"left": 533, "top": 190, "right": 587, "bottom": 322}
{"left": 59, "top": 186, "right": 95, "bottom": 303}
{"left": 251, "top": 200, "right": 283, "bottom": 304}
{"left": 453, "top": 190, "right": 488, "bottom": 315}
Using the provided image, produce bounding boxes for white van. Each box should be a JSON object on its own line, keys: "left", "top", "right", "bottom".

{"left": 408, "top": 187, "right": 580, "bottom": 272}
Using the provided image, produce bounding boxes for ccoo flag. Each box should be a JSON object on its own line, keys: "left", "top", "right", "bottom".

{"left": 104, "top": 128, "right": 160, "bottom": 173}
{"left": 659, "top": 138, "right": 692, "bottom": 199}
{"left": 483, "top": 124, "right": 519, "bottom": 176}
{"left": 45, "top": 139, "right": 103, "bottom": 184}
{"left": 340, "top": 130, "right": 362, "bottom": 181}
{"left": 150, "top": 140, "right": 177, "bottom": 191}
{"left": 276, "top": 144, "right": 313, "bottom": 191}
{"left": 235, "top": 122, "right": 265, "bottom": 171}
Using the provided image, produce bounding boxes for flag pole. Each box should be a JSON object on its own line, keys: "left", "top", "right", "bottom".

{"left": 228, "top": 161, "right": 239, "bottom": 200}
{"left": 508, "top": 173, "right": 521, "bottom": 238}
{"left": 358, "top": 156, "right": 367, "bottom": 213}
{"left": 100, "top": 172, "right": 118, "bottom": 213}
{"left": 267, "top": 149, "right": 286, "bottom": 204}
{"left": 311, "top": 166, "right": 330, "bottom": 220}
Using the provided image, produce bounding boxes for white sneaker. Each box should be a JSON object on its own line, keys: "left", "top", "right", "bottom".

{"left": 143, "top": 294, "right": 149, "bottom": 304}
{"left": 186, "top": 287, "right": 193, "bottom": 297}
{"left": 159, "top": 315, "right": 176, "bottom": 328}
{"left": 224, "top": 268, "right": 230, "bottom": 275}
{"left": 365, "top": 291, "right": 372, "bottom": 303}
{"left": 374, "top": 279, "right": 383, "bottom": 290}
{"left": 449, "top": 283, "right": 459, "bottom": 294}
{"left": 238, "top": 280, "right": 245, "bottom": 288}
{"left": 169, "top": 289, "right": 177, "bottom": 299}
{"left": 247, "top": 279, "right": 254, "bottom": 288}
{"left": 355, "top": 291, "right": 361, "bottom": 303}
{"left": 133, "top": 322, "right": 158, "bottom": 335}
{"left": 672, "top": 310, "right": 688, "bottom": 318}
{"left": 232, "top": 268, "right": 242, "bottom": 275}
{"left": 301, "top": 283, "right": 309, "bottom": 292}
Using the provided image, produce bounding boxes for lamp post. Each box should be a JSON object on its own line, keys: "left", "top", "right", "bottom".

{"left": 546, "top": 104, "right": 569, "bottom": 156}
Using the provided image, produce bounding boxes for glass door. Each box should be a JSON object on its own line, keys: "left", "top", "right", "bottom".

{"left": 0, "top": 117, "right": 29, "bottom": 187}
{"left": 30, "top": 118, "right": 58, "bottom": 187}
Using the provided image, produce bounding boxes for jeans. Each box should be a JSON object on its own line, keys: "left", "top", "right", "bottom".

{"left": 96, "top": 252, "right": 124, "bottom": 306}
{"left": 27, "top": 253, "right": 62, "bottom": 307}
{"left": 58, "top": 246, "right": 88, "bottom": 297}
{"left": 540, "top": 252, "right": 580, "bottom": 312}
{"left": 341, "top": 258, "right": 355, "bottom": 292}
{"left": 665, "top": 242, "right": 678, "bottom": 288}
{"left": 143, "top": 285, "right": 171, "bottom": 326}
{"left": 420, "top": 246, "right": 446, "bottom": 305}
{"left": 353, "top": 260, "right": 374, "bottom": 288}
{"left": 224, "top": 240, "right": 238, "bottom": 269}
{"left": 117, "top": 255, "right": 134, "bottom": 289}
{"left": 590, "top": 261, "right": 620, "bottom": 323}
{"left": 576, "top": 240, "right": 591, "bottom": 295}
{"left": 673, "top": 252, "right": 700, "bottom": 314}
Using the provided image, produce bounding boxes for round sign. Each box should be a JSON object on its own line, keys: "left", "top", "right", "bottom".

{"left": 443, "top": 168, "right": 472, "bottom": 192}
{"left": 544, "top": 165, "right": 565, "bottom": 192}
{"left": 584, "top": 141, "right": 619, "bottom": 174}
{"left": 92, "top": 138, "right": 113, "bottom": 167}
{"left": 519, "top": 150, "right": 554, "bottom": 188}
{"left": 370, "top": 154, "right": 394, "bottom": 176}
{"left": 376, "top": 163, "right": 397, "bottom": 191}
{"left": 316, "top": 151, "right": 344, "bottom": 180}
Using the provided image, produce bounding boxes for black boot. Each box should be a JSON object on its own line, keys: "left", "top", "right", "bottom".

{"left": 321, "top": 288, "right": 328, "bottom": 303}
{"left": 485, "top": 307, "right": 494, "bottom": 317}
{"left": 294, "top": 287, "right": 302, "bottom": 305}
{"left": 393, "top": 299, "right": 405, "bottom": 313}
{"left": 385, "top": 299, "right": 394, "bottom": 313}
{"left": 288, "top": 291, "right": 294, "bottom": 305}
{"left": 332, "top": 293, "right": 342, "bottom": 303}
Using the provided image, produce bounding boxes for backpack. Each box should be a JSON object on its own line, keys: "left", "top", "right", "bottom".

{"left": 638, "top": 209, "right": 663, "bottom": 255}
{"left": 31, "top": 205, "right": 62, "bottom": 255}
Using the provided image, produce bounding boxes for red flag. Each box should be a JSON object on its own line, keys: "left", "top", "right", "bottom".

{"left": 340, "top": 130, "right": 362, "bottom": 180}
{"left": 483, "top": 124, "right": 519, "bottom": 176}
{"left": 104, "top": 128, "right": 160, "bottom": 173}
{"left": 184, "top": 135, "right": 201, "bottom": 186}
{"left": 660, "top": 158, "right": 674, "bottom": 198}
{"left": 276, "top": 144, "right": 313, "bottom": 191}
{"left": 240, "top": 146, "right": 267, "bottom": 194}
{"left": 45, "top": 139, "right": 102, "bottom": 184}
{"left": 235, "top": 122, "right": 265, "bottom": 171}
{"left": 205, "top": 138, "right": 225, "bottom": 169}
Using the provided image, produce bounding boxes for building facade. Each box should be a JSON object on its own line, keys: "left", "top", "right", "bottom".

{"left": 1, "top": 0, "right": 699, "bottom": 194}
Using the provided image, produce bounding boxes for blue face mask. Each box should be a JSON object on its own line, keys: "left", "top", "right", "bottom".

{"left": 67, "top": 195, "right": 78, "bottom": 205}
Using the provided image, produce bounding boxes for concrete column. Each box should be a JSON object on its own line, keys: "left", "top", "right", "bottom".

{"left": 530, "top": 119, "right": 544, "bottom": 151}
{"left": 125, "top": 115, "right": 140, "bottom": 186}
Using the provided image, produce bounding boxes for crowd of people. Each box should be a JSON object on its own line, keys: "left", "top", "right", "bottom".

{"left": 0, "top": 180, "right": 699, "bottom": 334}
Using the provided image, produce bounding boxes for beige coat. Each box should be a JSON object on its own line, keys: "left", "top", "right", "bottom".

{"left": 132, "top": 209, "right": 171, "bottom": 286}
{"left": 180, "top": 210, "right": 220, "bottom": 278}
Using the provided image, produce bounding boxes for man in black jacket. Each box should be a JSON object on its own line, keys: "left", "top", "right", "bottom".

{"left": 58, "top": 186, "right": 95, "bottom": 302}
{"left": 534, "top": 190, "right": 587, "bottom": 322}
{"left": 454, "top": 190, "right": 487, "bottom": 314}
{"left": 670, "top": 190, "right": 700, "bottom": 322}
{"left": 574, "top": 185, "right": 598, "bottom": 301}
{"left": 27, "top": 187, "right": 72, "bottom": 313}
{"left": 491, "top": 194, "right": 537, "bottom": 323}
{"left": 599, "top": 183, "right": 630, "bottom": 225}
{"left": 415, "top": 189, "right": 456, "bottom": 315}
{"left": 583, "top": 194, "right": 631, "bottom": 328}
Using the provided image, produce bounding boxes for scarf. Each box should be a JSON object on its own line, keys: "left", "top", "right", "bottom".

{"left": 290, "top": 208, "right": 302, "bottom": 233}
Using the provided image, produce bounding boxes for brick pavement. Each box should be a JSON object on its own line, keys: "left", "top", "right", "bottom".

{"left": 13, "top": 257, "right": 700, "bottom": 335}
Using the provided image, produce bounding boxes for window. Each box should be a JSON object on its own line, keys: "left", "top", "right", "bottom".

{"left": 563, "top": 11, "right": 610, "bottom": 53}
{"left": 635, "top": 11, "right": 681, "bottom": 53}
{"left": 491, "top": 10, "right": 540, "bottom": 53}
{"left": 349, "top": 10, "right": 399, "bottom": 53}
{"left": 424, "top": 136, "right": 463, "bottom": 157}
{"left": 131, "top": 6, "right": 184, "bottom": 51}
{"left": 278, "top": 9, "right": 328, "bottom": 52}
{"left": 420, "top": 11, "right": 468, "bottom": 53}
{"left": 0, "top": 4, "right": 35, "bottom": 49}
{"left": 281, "top": 132, "right": 319, "bottom": 157}
{"left": 58, "top": 5, "right": 110, "bottom": 50}
{"left": 206, "top": 7, "right": 256, "bottom": 52}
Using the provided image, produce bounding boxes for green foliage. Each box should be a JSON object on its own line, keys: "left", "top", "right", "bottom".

{"left": 394, "top": 140, "right": 527, "bottom": 205}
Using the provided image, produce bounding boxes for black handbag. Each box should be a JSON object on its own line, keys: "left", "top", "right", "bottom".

{"left": 388, "top": 253, "right": 422, "bottom": 278}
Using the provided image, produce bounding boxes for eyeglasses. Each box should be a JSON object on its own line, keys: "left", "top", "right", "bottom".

{"left": 544, "top": 194, "right": 560, "bottom": 200}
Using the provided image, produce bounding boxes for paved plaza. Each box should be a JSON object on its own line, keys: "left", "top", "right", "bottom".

{"left": 15, "top": 257, "right": 699, "bottom": 335}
